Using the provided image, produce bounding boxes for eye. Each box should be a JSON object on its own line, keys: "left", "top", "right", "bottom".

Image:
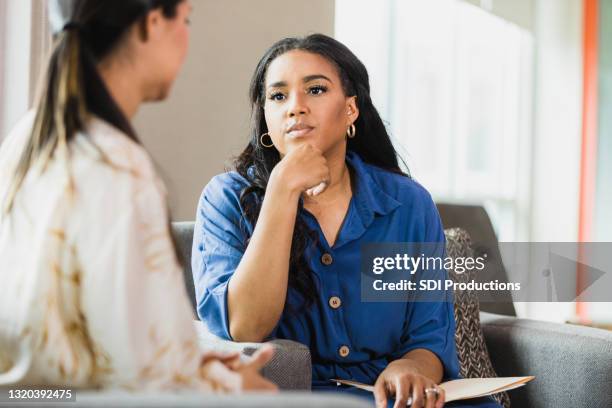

{"left": 185, "top": 17, "right": 191, "bottom": 25}
{"left": 308, "top": 85, "right": 328, "bottom": 95}
{"left": 268, "top": 92, "right": 286, "bottom": 101}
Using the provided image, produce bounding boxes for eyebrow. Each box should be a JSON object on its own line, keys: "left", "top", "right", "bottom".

{"left": 267, "top": 74, "right": 333, "bottom": 89}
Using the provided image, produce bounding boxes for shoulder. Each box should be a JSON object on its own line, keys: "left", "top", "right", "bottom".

{"left": 364, "top": 163, "right": 443, "bottom": 240}
{"left": 0, "top": 111, "right": 36, "bottom": 165}
{"left": 197, "top": 171, "right": 251, "bottom": 217}
{"left": 83, "top": 116, "right": 157, "bottom": 180}
{"left": 364, "top": 162, "right": 435, "bottom": 213}
{"left": 2, "top": 110, "right": 36, "bottom": 142}
{"left": 202, "top": 171, "right": 250, "bottom": 199}
{"left": 71, "top": 118, "right": 167, "bottom": 217}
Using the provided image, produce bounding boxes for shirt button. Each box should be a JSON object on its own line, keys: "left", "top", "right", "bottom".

{"left": 338, "top": 345, "right": 350, "bottom": 358}
{"left": 329, "top": 296, "right": 342, "bottom": 309}
{"left": 321, "top": 253, "right": 333, "bottom": 266}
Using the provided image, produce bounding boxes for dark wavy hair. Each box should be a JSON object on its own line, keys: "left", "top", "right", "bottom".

{"left": 234, "top": 33, "right": 408, "bottom": 307}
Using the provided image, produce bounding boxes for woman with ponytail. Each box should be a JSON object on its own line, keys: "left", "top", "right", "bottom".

{"left": 0, "top": 0, "right": 275, "bottom": 392}
{"left": 193, "top": 34, "right": 501, "bottom": 408}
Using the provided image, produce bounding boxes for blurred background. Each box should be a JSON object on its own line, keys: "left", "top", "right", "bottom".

{"left": 0, "top": 0, "right": 609, "bottom": 324}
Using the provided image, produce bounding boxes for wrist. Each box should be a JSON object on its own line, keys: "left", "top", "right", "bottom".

{"left": 388, "top": 358, "right": 423, "bottom": 376}
{"left": 268, "top": 167, "right": 302, "bottom": 202}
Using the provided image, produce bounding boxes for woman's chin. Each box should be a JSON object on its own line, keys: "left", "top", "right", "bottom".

{"left": 285, "top": 137, "right": 319, "bottom": 150}
{"left": 144, "top": 83, "right": 173, "bottom": 103}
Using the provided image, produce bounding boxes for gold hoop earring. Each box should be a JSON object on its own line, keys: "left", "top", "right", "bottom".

{"left": 347, "top": 124, "right": 356, "bottom": 138}
{"left": 259, "top": 132, "right": 274, "bottom": 148}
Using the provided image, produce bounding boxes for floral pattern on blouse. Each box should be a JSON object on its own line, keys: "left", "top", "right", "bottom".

{"left": 0, "top": 114, "right": 240, "bottom": 392}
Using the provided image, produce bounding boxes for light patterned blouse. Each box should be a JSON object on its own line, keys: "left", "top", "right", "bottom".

{"left": 0, "top": 114, "right": 239, "bottom": 391}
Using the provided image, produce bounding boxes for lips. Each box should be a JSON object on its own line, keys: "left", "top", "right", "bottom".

{"left": 286, "top": 123, "right": 314, "bottom": 138}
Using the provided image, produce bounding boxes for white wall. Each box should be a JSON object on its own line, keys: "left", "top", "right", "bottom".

{"left": 0, "top": 0, "right": 32, "bottom": 141}
{"left": 133, "top": 0, "right": 335, "bottom": 221}
{"left": 335, "top": 0, "right": 392, "bottom": 122}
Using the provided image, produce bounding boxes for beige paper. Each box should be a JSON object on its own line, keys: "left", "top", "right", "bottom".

{"left": 331, "top": 376, "right": 535, "bottom": 403}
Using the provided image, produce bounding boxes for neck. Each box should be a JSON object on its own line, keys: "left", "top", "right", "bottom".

{"left": 97, "top": 57, "right": 142, "bottom": 120}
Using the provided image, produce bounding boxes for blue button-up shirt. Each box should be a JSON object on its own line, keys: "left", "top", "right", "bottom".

{"left": 192, "top": 151, "right": 460, "bottom": 388}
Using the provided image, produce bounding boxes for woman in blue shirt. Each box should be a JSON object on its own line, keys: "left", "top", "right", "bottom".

{"left": 193, "top": 34, "right": 501, "bottom": 408}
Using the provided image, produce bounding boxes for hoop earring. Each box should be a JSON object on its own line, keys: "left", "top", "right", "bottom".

{"left": 259, "top": 132, "right": 274, "bottom": 148}
{"left": 346, "top": 124, "right": 356, "bottom": 138}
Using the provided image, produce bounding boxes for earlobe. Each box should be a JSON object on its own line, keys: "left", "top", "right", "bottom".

{"left": 346, "top": 96, "right": 359, "bottom": 123}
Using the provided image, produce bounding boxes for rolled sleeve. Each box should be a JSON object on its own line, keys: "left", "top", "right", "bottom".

{"left": 399, "top": 300, "right": 459, "bottom": 381}
{"left": 191, "top": 174, "right": 249, "bottom": 340}
{"left": 393, "top": 192, "right": 460, "bottom": 380}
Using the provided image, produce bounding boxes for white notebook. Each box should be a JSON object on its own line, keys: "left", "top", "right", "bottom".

{"left": 331, "top": 376, "right": 535, "bottom": 403}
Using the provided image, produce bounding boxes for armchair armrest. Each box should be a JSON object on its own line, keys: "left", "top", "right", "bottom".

{"left": 194, "top": 321, "right": 311, "bottom": 390}
{"left": 480, "top": 312, "right": 612, "bottom": 408}
{"left": 34, "top": 391, "right": 371, "bottom": 407}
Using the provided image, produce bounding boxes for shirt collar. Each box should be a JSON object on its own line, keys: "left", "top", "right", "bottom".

{"left": 330, "top": 151, "right": 401, "bottom": 247}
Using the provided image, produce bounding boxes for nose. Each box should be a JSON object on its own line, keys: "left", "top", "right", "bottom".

{"left": 286, "top": 92, "right": 308, "bottom": 117}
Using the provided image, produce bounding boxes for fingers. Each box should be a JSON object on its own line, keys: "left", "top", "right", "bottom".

{"left": 424, "top": 383, "right": 444, "bottom": 408}
{"left": 200, "top": 351, "right": 241, "bottom": 366}
{"left": 306, "top": 181, "right": 328, "bottom": 197}
{"left": 412, "top": 378, "right": 426, "bottom": 408}
{"left": 304, "top": 148, "right": 330, "bottom": 194}
{"left": 245, "top": 344, "right": 275, "bottom": 371}
{"left": 393, "top": 376, "right": 410, "bottom": 408}
{"left": 199, "top": 359, "right": 243, "bottom": 393}
{"left": 222, "top": 354, "right": 242, "bottom": 371}
{"left": 241, "top": 371, "right": 279, "bottom": 392}
{"left": 435, "top": 387, "right": 445, "bottom": 408}
{"left": 373, "top": 378, "right": 388, "bottom": 408}
{"left": 254, "top": 375, "right": 279, "bottom": 392}
{"left": 424, "top": 385, "right": 436, "bottom": 408}
{"left": 277, "top": 143, "right": 331, "bottom": 196}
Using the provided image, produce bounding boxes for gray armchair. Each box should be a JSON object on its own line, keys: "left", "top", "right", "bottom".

{"left": 436, "top": 204, "right": 612, "bottom": 408}
{"left": 43, "top": 392, "right": 370, "bottom": 407}
{"left": 480, "top": 311, "right": 612, "bottom": 407}
{"left": 174, "top": 203, "right": 612, "bottom": 407}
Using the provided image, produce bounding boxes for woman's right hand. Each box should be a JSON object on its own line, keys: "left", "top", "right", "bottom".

{"left": 269, "top": 144, "right": 330, "bottom": 197}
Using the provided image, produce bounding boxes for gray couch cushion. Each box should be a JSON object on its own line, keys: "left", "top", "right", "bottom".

{"left": 172, "top": 221, "right": 198, "bottom": 313}
{"left": 481, "top": 312, "right": 612, "bottom": 408}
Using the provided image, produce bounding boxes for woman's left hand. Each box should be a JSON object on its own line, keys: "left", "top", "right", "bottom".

{"left": 373, "top": 359, "right": 445, "bottom": 408}
{"left": 200, "top": 346, "right": 278, "bottom": 392}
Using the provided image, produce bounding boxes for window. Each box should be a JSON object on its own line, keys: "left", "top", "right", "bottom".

{"left": 336, "top": 0, "right": 534, "bottom": 242}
